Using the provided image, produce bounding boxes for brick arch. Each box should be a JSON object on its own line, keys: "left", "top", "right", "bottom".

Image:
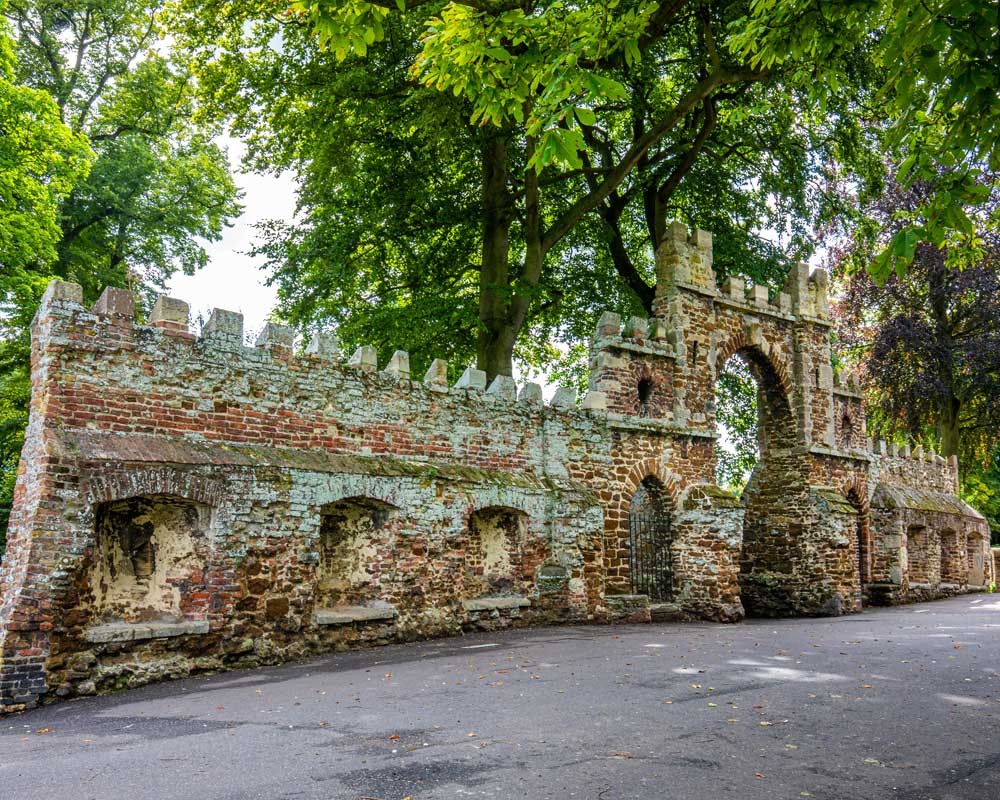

{"left": 623, "top": 458, "right": 682, "bottom": 505}
{"left": 714, "top": 330, "right": 794, "bottom": 401}
{"left": 82, "top": 467, "right": 224, "bottom": 512}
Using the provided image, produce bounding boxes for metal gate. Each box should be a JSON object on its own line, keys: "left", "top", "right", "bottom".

{"left": 629, "top": 510, "right": 673, "bottom": 601}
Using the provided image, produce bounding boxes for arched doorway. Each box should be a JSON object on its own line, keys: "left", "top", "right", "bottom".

{"left": 628, "top": 476, "right": 674, "bottom": 601}
{"left": 714, "top": 343, "right": 805, "bottom": 616}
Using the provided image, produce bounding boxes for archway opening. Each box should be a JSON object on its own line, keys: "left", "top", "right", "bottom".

{"left": 714, "top": 344, "right": 804, "bottom": 616}
{"left": 714, "top": 357, "right": 758, "bottom": 491}
{"left": 628, "top": 476, "right": 674, "bottom": 602}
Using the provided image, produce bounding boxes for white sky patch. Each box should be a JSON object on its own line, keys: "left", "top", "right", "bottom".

{"left": 167, "top": 137, "right": 297, "bottom": 337}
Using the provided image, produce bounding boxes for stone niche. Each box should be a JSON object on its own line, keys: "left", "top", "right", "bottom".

{"left": 89, "top": 495, "right": 210, "bottom": 624}
{"left": 939, "top": 528, "right": 963, "bottom": 584}
{"left": 968, "top": 533, "right": 986, "bottom": 587}
{"left": 316, "top": 498, "right": 397, "bottom": 612}
{"left": 464, "top": 507, "right": 532, "bottom": 599}
{"left": 906, "top": 525, "right": 939, "bottom": 586}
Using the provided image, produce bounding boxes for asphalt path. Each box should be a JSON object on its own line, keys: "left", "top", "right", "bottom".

{"left": 2, "top": 594, "right": 999, "bottom": 800}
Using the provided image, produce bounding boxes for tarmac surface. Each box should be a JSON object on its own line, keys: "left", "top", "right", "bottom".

{"left": 2, "top": 594, "right": 999, "bottom": 800}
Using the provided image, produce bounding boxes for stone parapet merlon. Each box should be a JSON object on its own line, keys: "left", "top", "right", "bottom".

{"left": 872, "top": 439, "right": 960, "bottom": 494}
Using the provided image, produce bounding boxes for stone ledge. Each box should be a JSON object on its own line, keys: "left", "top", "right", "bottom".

{"left": 606, "top": 414, "right": 718, "bottom": 439}
{"left": 85, "top": 620, "right": 209, "bottom": 644}
{"left": 312, "top": 606, "right": 398, "bottom": 626}
{"left": 594, "top": 337, "right": 676, "bottom": 360}
{"left": 462, "top": 596, "right": 531, "bottom": 612}
{"left": 808, "top": 444, "right": 872, "bottom": 462}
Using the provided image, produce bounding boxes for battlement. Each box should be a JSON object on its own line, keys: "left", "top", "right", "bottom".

{"left": 35, "top": 280, "right": 602, "bottom": 417}
{"left": 873, "top": 439, "right": 959, "bottom": 494}
{"left": 650, "top": 222, "right": 831, "bottom": 323}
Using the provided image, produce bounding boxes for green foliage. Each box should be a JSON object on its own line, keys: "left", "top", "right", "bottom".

{"left": 730, "top": 0, "right": 1000, "bottom": 280}
{"left": 962, "top": 451, "right": 1000, "bottom": 545}
{"left": 0, "top": 4, "right": 92, "bottom": 545}
{"left": 714, "top": 356, "right": 758, "bottom": 492}
{"left": 172, "top": 0, "right": 882, "bottom": 383}
{"left": 1, "top": 0, "right": 241, "bottom": 545}
{"left": 9, "top": 0, "right": 243, "bottom": 299}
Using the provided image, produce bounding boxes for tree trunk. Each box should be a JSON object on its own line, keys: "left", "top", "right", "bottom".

{"left": 476, "top": 133, "right": 516, "bottom": 380}
{"left": 939, "top": 395, "right": 961, "bottom": 459}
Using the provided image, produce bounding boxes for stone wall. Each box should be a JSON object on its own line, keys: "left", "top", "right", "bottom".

{"left": 0, "top": 224, "right": 989, "bottom": 713}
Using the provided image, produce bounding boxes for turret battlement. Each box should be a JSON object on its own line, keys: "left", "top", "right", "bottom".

{"left": 649, "top": 223, "right": 831, "bottom": 323}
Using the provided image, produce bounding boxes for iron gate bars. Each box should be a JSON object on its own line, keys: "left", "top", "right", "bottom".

{"left": 629, "top": 510, "right": 673, "bottom": 601}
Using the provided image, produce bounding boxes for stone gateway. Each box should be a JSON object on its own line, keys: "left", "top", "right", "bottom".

{"left": 0, "top": 225, "right": 991, "bottom": 713}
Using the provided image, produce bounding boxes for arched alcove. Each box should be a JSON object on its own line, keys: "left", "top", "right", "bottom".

{"left": 90, "top": 494, "right": 211, "bottom": 623}
{"left": 907, "top": 525, "right": 937, "bottom": 585}
{"left": 316, "top": 497, "right": 397, "bottom": 608}
{"left": 839, "top": 412, "right": 856, "bottom": 449}
{"left": 939, "top": 529, "right": 962, "bottom": 584}
{"left": 465, "top": 506, "right": 530, "bottom": 598}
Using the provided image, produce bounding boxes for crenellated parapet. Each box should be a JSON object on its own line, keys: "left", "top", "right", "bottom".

{"left": 32, "top": 280, "right": 587, "bottom": 422}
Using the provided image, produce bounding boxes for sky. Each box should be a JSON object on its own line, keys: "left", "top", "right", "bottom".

{"left": 166, "top": 138, "right": 296, "bottom": 338}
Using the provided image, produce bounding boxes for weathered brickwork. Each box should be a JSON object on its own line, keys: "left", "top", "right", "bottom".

{"left": 0, "top": 225, "right": 990, "bottom": 713}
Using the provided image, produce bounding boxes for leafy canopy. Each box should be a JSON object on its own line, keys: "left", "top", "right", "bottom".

{"left": 730, "top": 0, "right": 1000, "bottom": 280}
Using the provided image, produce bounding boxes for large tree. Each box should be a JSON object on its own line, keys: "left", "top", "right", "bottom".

{"left": 732, "top": 0, "right": 1000, "bottom": 279}
{"left": 833, "top": 177, "right": 1000, "bottom": 464}
{"left": 0, "top": 0, "right": 91, "bottom": 537}
{"left": 1, "top": 0, "right": 241, "bottom": 541}
{"left": 175, "top": 0, "right": 879, "bottom": 380}
{"left": 7, "top": 0, "right": 242, "bottom": 298}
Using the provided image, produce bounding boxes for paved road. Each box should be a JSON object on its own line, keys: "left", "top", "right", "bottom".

{"left": 2, "top": 595, "right": 999, "bottom": 800}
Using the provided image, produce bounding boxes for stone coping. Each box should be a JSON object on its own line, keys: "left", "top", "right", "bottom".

{"left": 85, "top": 620, "right": 209, "bottom": 644}
{"left": 312, "top": 605, "right": 399, "bottom": 626}
{"left": 462, "top": 595, "right": 531, "bottom": 612}
{"left": 595, "top": 337, "right": 676, "bottom": 360}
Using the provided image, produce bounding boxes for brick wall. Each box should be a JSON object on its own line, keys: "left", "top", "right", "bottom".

{"left": 0, "top": 224, "right": 988, "bottom": 713}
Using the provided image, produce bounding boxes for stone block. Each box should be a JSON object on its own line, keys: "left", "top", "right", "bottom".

{"left": 747, "top": 284, "right": 769, "bottom": 306}
{"left": 550, "top": 386, "right": 576, "bottom": 408}
{"left": 348, "top": 345, "right": 377, "bottom": 372}
{"left": 723, "top": 276, "right": 744, "bottom": 300}
{"left": 40, "top": 279, "right": 83, "bottom": 308}
{"left": 595, "top": 311, "right": 621, "bottom": 339}
{"left": 423, "top": 358, "right": 449, "bottom": 390}
{"left": 581, "top": 390, "right": 607, "bottom": 411}
{"left": 150, "top": 296, "right": 189, "bottom": 330}
{"left": 93, "top": 287, "right": 135, "bottom": 322}
{"left": 486, "top": 374, "right": 517, "bottom": 401}
{"left": 518, "top": 382, "right": 543, "bottom": 404}
{"left": 383, "top": 350, "right": 410, "bottom": 380}
{"left": 454, "top": 365, "right": 486, "bottom": 391}
{"left": 622, "top": 316, "right": 648, "bottom": 339}
{"left": 255, "top": 323, "right": 295, "bottom": 350}
{"left": 689, "top": 228, "right": 713, "bottom": 250}
{"left": 201, "top": 309, "right": 244, "bottom": 347}
{"left": 306, "top": 331, "right": 339, "bottom": 360}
